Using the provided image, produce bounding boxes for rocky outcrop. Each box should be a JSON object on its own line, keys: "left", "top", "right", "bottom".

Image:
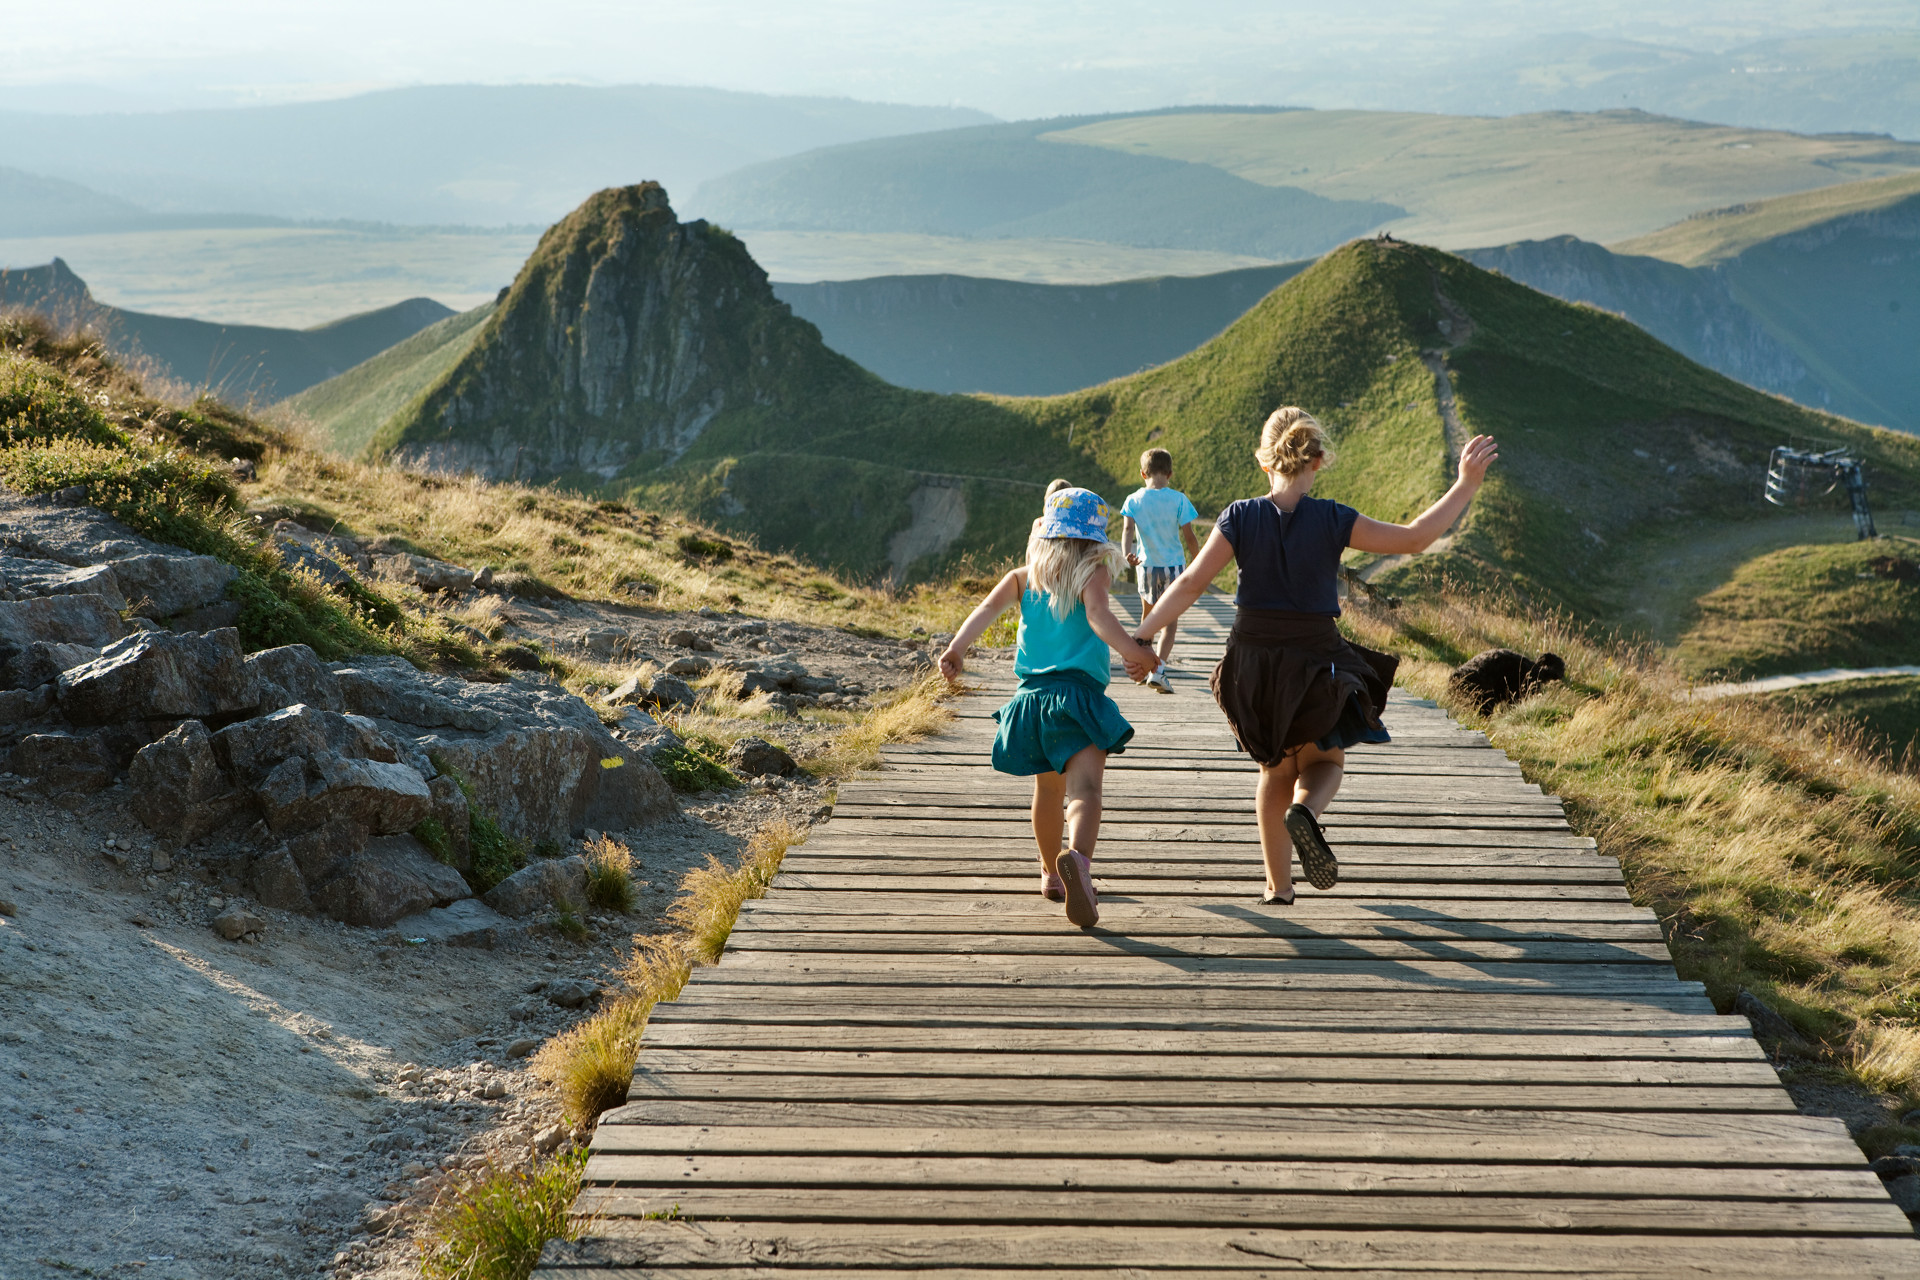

{"left": 483, "top": 855, "right": 589, "bottom": 918}
{"left": 378, "top": 183, "right": 849, "bottom": 483}
{"left": 0, "top": 484, "right": 676, "bottom": 931}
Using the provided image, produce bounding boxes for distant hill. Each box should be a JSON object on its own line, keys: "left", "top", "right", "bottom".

{"left": 368, "top": 183, "right": 1920, "bottom": 624}
{"left": 697, "top": 111, "right": 1403, "bottom": 260}
{"left": 0, "top": 258, "right": 451, "bottom": 399}
{"left": 773, "top": 263, "right": 1307, "bottom": 395}
{"left": 0, "top": 166, "right": 152, "bottom": 236}
{"left": 1038, "top": 109, "right": 1920, "bottom": 249}
{"left": 0, "top": 85, "right": 994, "bottom": 226}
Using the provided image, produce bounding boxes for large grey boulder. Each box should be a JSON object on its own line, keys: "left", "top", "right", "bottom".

{"left": 0, "top": 561, "right": 128, "bottom": 610}
{"left": 107, "top": 553, "right": 235, "bottom": 620}
{"left": 0, "top": 595, "right": 128, "bottom": 688}
{"left": 5, "top": 641, "right": 101, "bottom": 692}
{"left": 333, "top": 659, "right": 500, "bottom": 731}
{"left": 57, "top": 627, "right": 256, "bottom": 724}
{"left": 390, "top": 897, "right": 511, "bottom": 948}
{"left": 256, "top": 753, "right": 432, "bottom": 836}
{"left": 336, "top": 660, "right": 674, "bottom": 844}
{"left": 5, "top": 731, "right": 117, "bottom": 793}
{"left": 426, "top": 774, "right": 471, "bottom": 870}
{"left": 307, "top": 834, "right": 471, "bottom": 928}
{"left": 212, "top": 703, "right": 398, "bottom": 782}
{"left": 245, "top": 644, "right": 346, "bottom": 714}
{"left": 247, "top": 846, "right": 315, "bottom": 913}
{"left": 482, "top": 855, "right": 589, "bottom": 918}
{"left": 129, "top": 720, "right": 243, "bottom": 841}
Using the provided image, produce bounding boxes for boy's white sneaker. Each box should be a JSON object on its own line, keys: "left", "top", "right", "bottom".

{"left": 1147, "top": 668, "right": 1174, "bottom": 694}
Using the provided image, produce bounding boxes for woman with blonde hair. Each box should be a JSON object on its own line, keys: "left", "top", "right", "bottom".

{"left": 1135, "top": 406, "right": 1498, "bottom": 903}
{"left": 941, "top": 488, "right": 1159, "bottom": 927}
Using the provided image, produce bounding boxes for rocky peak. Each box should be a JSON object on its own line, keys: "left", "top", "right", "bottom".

{"left": 377, "top": 182, "right": 829, "bottom": 484}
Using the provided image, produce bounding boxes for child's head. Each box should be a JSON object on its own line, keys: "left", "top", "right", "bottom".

{"left": 1027, "top": 487, "right": 1128, "bottom": 619}
{"left": 1256, "top": 406, "right": 1333, "bottom": 478}
{"left": 1045, "top": 478, "right": 1073, "bottom": 499}
{"left": 1139, "top": 448, "right": 1173, "bottom": 481}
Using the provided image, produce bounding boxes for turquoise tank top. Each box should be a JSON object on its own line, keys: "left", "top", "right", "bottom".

{"left": 1013, "top": 586, "right": 1110, "bottom": 688}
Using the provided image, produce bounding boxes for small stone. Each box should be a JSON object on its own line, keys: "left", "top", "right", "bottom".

{"left": 725, "top": 736, "right": 796, "bottom": 779}
{"left": 664, "top": 655, "right": 710, "bottom": 678}
{"left": 545, "top": 978, "right": 599, "bottom": 1009}
{"left": 207, "top": 896, "right": 225, "bottom": 910}
{"left": 1886, "top": 1173, "right": 1920, "bottom": 1216}
{"left": 532, "top": 1125, "right": 567, "bottom": 1153}
{"left": 476, "top": 1079, "right": 507, "bottom": 1099}
{"left": 505, "top": 1038, "right": 537, "bottom": 1059}
{"left": 664, "top": 628, "right": 715, "bottom": 652}
{"left": 212, "top": 906, "right": 266, "bottom": 940}
{"left": 645, "top": 673, "right": 696, "bottom": 710}
{"left": 128, "top": 912, "right": 154, "bottom": 927}
{"left": 0, "top": 898, "right": 17, "bottom": 917}
{"left": 151, "top": 851, "right": 173, "bottom": 873}
{"left": 1902, "top": 1109, "right": 1920, "bottom": 1128}
{"left": 1733, "top": 989, "right": 1804, "bottom": 1046}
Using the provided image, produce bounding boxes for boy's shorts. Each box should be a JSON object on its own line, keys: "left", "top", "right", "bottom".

{"left": 1137, "top": 564, "right": 1183, "bottom": 604}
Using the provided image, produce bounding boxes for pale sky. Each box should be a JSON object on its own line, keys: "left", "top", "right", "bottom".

{"left": 8, "top": 0, "right": 1916, "bottom": 117}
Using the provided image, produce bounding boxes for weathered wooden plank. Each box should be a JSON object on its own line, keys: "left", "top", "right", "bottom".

{"left": 634, "top": 1049, "right": 1779, "bottom": 1085}
{"left": 581, "top": 1154, "right": 1873, "bottom": 1199}
{"left": 778, "top": 858, "right": 1622, "bottom": 883}
{"left": 786, "top": 843, "right": 1617, "bottom": 868}
{"left": 718, "top": 932, "right": 1671, "bottom": 963}
{"left": 539, "top": 1223, "right": 1920, "bottom": 1275}
{"left": 807, "top": 823, "right": 1595, "bottom": 850}
{"left": 735, "top": 910, "right": 1668, "bottom": 941}
{"left": 771, "top": 874, "right": 1634, "bottom": 900}
{"left": 619, "top": 1073, "right": 1790, "bottom": 1112}
{"left": 637, "top": 1026, "right": 1768, "bottom": 1060}
{"left": 585, "top": 1114, "right": 1866, "bottom": 1164}
{"left": 654, "top": 985, "right": 1719, "bottom": 1015}
{"left": 738, "top": 894, "right": 1663, "bottom": 921}
{"left": 570, "top": 1187, "right": 1906, "bottom": 1234}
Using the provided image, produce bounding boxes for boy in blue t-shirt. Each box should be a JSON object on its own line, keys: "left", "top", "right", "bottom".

{"left": 1119, "top": 448, "right": 1201, "bottom": 692}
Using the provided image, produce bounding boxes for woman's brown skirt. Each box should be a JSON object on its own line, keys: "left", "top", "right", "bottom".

{"left": 1209, "top": 609, "right": 1399, "bottom": 766}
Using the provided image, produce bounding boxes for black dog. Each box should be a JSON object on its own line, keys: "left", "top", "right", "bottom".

{"left": 1447, "top": 648, "right": 1566, "bottom": 714}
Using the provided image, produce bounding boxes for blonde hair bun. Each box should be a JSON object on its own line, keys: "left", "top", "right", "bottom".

{"left": 1255, "top": 406, "right": 1333, "bottom": 478}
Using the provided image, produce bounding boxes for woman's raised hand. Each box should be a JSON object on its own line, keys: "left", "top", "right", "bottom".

{"left": 1459, "top": 434, "right": 1499, "bottom": 485}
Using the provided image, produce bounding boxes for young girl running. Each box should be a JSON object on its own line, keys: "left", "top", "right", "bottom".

{"left": 1135, "top": 407, "right": 1498, "bottom": 903}
{"left": 939, "top": 488, "right": 1160, "bottom": 927}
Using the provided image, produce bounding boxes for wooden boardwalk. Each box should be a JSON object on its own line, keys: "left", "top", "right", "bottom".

{"left": 541, "top": 596, "right": 1918, "bottom": 1277}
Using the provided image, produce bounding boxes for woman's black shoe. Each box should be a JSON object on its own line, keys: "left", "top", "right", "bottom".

{"left": 1284, "top": 803, "right": 1339, "bottom": 890}
{"left": 1262, "top": 887, "right": 1296, "bottom": 906}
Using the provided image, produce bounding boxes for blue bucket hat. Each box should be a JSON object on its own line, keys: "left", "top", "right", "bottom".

{"left": 1037, "top": 487, "right": 1112, "bottom": 541}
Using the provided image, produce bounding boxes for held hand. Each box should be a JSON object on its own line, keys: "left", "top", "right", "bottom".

{"left": 1125, "top": 551, "right": 1142, "bottom": 567}
{"left": 938, "top": 645, "right": 965, "bottom": 682}
{"left": 1459, "top": 434, "right": 1498, "bottom": 486}
{"left": 1122, "top": 655, "right": 1152, "bottom": 682}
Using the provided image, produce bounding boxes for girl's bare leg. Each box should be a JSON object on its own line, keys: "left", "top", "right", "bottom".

{"left": 1060, "top": 744, "right": 1107, "bottom": 856}
{"left": 1156, "top": 619, "right": 1180, "bottom": 665}
{"left": 1031, "top": 771, "right": 1066, "bottom": 874}
{"left": 1255, "top": 755, "right": 1301, "bottom": 896}
{"left": 1292, "top": 744, "right": 1346, "bottom": 815}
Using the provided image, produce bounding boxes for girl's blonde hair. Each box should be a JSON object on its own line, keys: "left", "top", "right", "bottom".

{"left": 1026, "top": 531, "right": 1128, "bottom": 621}
{"left": 1255, "top": 406, "right": 1333, "bottom": 478}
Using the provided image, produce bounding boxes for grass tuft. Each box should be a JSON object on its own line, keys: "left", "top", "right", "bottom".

{"left": 531, "top": 935, "right": 691, "bottom": 1126}
{"left": 804, "top": 671, "right": 958, "bottom": 779}
{"left": 415, "top": 1149, "right": 586, "bottom": 1280}
{"left": 668, "top": 819, "right": 805, "bottom": 964}
{"left": 582, "top": 835, "right": 637, "bottom": 913}
{"left": 653, "top": 744, "right": 738, "bottom": 794}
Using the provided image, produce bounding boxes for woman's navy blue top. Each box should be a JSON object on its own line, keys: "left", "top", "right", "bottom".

{"left": 1216, "top": 495, "right": 1360, "bottom": 615}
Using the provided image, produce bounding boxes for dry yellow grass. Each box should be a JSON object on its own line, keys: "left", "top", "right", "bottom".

{"left": 804, "top": 671, "right": 959, "bottom": 780}
{"left": 669, "top": 819, "right": 806, "bottom": 963}
{"left": 529, "top": 935, "right": 691, "bottom": 1127}
{"left": 252, "top": 442, "right": 989, "bottom": 634}
{"left": 1343, "top": 593, "right": 1920, "bottom": 1101}
{"left": 582, "top": 835, "right": 637, "bottom": 913}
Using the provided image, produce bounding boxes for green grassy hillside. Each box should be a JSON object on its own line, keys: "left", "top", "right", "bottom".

{"left": 286, "top": 301, "right": 492, "bottom": 455}
{"left": 1760, "top": 675, "right": 1920, "bottom": 765}
{"left": 1619, "top": 171, "right": 1920, "bottom": 268}
{"left": 370, "top": 186, "right": 1920, "bottom": 623}
{"left": 1677, "top": 538, "right": 1920, "bottom": 680}
{"left": 1043, "top": 109, "right": 1920, "bottom": 249}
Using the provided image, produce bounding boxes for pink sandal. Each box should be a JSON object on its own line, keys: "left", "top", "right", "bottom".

{"left": 1057, "top": 849, "right": 1099, "bottom": 928}
{"left": 1040, "top": 868, "right": 1065, "bottom": 901}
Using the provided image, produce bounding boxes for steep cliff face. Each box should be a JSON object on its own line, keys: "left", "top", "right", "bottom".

{"left": 1460, "top": 236, "right": 1823, "bottom": 402}
{"left": 376, "top": 183, "right": 865, "bottom": 483}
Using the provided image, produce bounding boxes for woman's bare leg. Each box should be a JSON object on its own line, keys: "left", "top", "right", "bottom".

{"left": 1291, "top": 744, "right": 1346, "bottom": 815}
{"left": 1255, "top": 755, "right": 1301, "bottom": 896}
{"left": 1060, "top": 745, "right": 1107, "bottom": 856}
{"left": 1031, "top": 772, "right": 1066, "bottom": 874}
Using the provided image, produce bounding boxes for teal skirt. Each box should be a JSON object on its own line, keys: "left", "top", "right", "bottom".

{"left": 991, "top": 670, "right": 1134, "bottom": 776}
